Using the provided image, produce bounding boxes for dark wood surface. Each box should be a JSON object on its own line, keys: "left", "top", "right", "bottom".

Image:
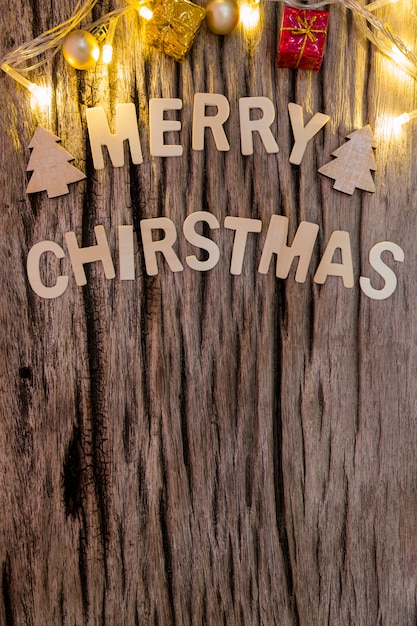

{"left": 1, "top": 0, "right": 417, "bottom": 624}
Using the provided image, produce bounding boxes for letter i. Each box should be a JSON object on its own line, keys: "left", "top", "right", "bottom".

{"left": 118, "top": 225, "right": 135, "bottom": 280}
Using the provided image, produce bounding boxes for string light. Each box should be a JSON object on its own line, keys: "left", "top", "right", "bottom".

{"left": 0, "top": 0, "right": 415, "bottom": 73}
{"left": 0, "top": 0, "right": 146, "bottom": 98}
{"left": 282, "top": 0, "right": 417, "bottom": 80}
{"left": 1, "top": 0, "right": 417, "bottom": 124}
{"left": 1, "top": 0, "right": 100, "bottom": 72}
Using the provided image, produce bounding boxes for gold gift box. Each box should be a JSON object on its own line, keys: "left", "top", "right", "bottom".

{"left": 146, "top": 0, "right": 206, "bottom": 62}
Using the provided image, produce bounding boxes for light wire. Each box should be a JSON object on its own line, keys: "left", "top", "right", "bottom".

{"left": 2, "top": 0, "right": 417, "bottom": 84}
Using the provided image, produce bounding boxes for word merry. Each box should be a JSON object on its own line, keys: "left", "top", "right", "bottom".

{"left": 85, "top": 97, "right": 330, "bottom": 168}
{"left": 26, "top": 212, "right": 404, "bottom": 300}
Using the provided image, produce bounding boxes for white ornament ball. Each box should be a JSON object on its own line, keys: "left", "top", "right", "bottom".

{"left": 205, "top": 0, "right": 239, "bottom": 35}
{"left": 62, "top": 30, "right": 100, "bottom": 70}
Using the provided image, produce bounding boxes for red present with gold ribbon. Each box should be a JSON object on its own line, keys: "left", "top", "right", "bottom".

{"left": 145, "top": 0, "right": 206, "bottom": 62}
{"left": 277, "top": 7, "right": 329, "bottom": 71}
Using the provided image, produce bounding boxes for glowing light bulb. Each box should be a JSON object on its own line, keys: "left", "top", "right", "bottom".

{"left": 28, "top": 83, "right": 52, "bottom": 106}
{"left": 390, "top": 44, "right": 405, "bottom": 65}
{"left": 393, "top": 111, "right": 417, "bottom": 131}
{"left": 139, "top": 6, "right": 154, "bottom": 20}
{"left": 240, "top": 0, "right": 260, "bottom": 29}
{"left": 102, "top": 17, "right": 117, "bottom": 65}
{"left": 102, "top": 43, "right": 113, "bottom": 64}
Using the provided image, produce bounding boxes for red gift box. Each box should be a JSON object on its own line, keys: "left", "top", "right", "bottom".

{"left": 277, "top": 7, "right": 329, "bottom": 71}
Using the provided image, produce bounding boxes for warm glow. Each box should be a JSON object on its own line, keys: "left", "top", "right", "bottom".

{"left": 139, "top": 6, "right": 153, "bottom": 20}
{"left": 384, "top": 44, "right": 414, "bottom": 82}
{"left": 391, "top": 44, "right": 405, "bottom": 66}
{"left": 1, "top": 64, "right": 52, "bottom": 107}
{"left": 102, "top": 43, "right": 113, "bottom": 64}
{"left": 394, "top": 112, "right": 411, "bottom": 127}
{"left": 391, "top": 111, "right": 417, "bottom": 133}
{"left": 240, "top": 1, "right": 260, "bottom": 29}
{"left": 366, "top": 0, "right": 399, "bottom": 11}
{"left": 381, "top": 110, "right": 417, "bottom": 137}
{"left": 92, "top": 46, "right": 100, "bottom": 62}
{"left": 28, "top": 83, "right": 52, "bottom": 106}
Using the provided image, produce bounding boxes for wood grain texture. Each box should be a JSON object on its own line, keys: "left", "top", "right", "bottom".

{"left": 1, "top": 0, "right": 416, "bottom": 624}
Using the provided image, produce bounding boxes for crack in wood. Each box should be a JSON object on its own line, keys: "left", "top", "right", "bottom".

{"left": 2, "top": 555, "right": 14, "bottom": 626}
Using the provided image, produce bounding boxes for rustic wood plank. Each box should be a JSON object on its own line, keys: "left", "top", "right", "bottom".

{"left": 1, "top": 0, "right": 416, "bottom": 624}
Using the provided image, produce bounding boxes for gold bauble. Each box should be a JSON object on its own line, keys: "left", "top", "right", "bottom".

{"left": 205, "top": 0, "right": 239, "bottom": 35}
{"left": 62, "top": 30, "right": 100, "bottom": 70}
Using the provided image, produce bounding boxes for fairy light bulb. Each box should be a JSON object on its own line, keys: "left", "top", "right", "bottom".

{"left": 240, "top": 0, "right": 260, "bottom": 30}
{"left": 394, "top": 113, "right": 410, "bottom": 126}
{"left": 393, "top": 110, "right": 417, "bottom": 129}
{"left": 390, "top": 44, "right": 405, "bottom": 66}
{"left": 1, "top": 63, "right": 52, "bottom": 106}
{"left": 102, "top": 44, "right": 113, "bottom": 63}
{"left": 28, "top": 83, "right": 52, "bottom": 106}
{"left": 102, "top": 17, "right": 117, "bottom": 64}
{"left": 139, "top": 6, "right": 153, "bottom": 20}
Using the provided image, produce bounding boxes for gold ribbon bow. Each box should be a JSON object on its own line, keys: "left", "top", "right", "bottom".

{"left": 290, "top": 15, "right": 318, "bottom": 43}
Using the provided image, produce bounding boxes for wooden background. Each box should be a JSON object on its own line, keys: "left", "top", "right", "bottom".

{"left": 1, "top": 0, "right": 417, "bottom": 624}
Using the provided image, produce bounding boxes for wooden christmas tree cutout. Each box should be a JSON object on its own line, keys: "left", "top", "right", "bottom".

{"left": 26, "top": 127, "right": 86, "bottom": 198}
{"left": 318, "top": 125, "right": 376, "bottom": 195}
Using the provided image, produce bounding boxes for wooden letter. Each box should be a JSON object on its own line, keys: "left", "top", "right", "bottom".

{"left": 314, "top": 230, "right": 354, "bottom": 287}
{"left": 183, "top": 211, "right": 220, "bottom": 271}
{"left": 86, "top": 103, "right": 143, "bottom": 169}
{"left": 192, "top": 93, "right": 230, "bottom": 151}
{"left": 359, "top": 241, "right": 404, "bottom": 300}
{"left": 239, "top": 97, "right": 279, "bottom": 156}
{"left": 65, "top": 225, "right": 116, "bottom": 286}
{"left": 258, "top": 216, "right": 319, "bottom": 282}
{"left": 140, "top": 217, "right": 184, "bottom": 276}
{"left": 288, "top": 103, "right": 329, "bottom": 165}
{"left": 149, "top": 98, "right": 183, "bottom": 157}
{"left": 118, "top": 225, "right": 136, "bottom": 280}
{"left": 27, "top": 241, "right": 69, "bottom": 299}
{"left": 224, "top": 216, "right": 262, "bottom": 274}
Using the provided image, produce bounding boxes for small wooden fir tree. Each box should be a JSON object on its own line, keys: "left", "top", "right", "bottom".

{"left": 318, "top": 124, "right": 376, "bottom": 195}
{"left": 26, "top": 127, "right": 86, "bottom": 198}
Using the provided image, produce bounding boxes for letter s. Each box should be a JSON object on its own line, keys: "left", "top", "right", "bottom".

{"left": 359, "top": 241, "right": 404, "bottom": 300}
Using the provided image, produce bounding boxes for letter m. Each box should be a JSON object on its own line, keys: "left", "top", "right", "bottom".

{"left": 86, "top": 103, "right": 143, "bottom": 169}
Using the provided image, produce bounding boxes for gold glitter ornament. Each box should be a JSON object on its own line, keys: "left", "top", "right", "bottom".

{"left": 205, "top": 0, "right": 239, "bottom": 34}
{"left": 62, "top": 30, "right": 100, "bottom": 70}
